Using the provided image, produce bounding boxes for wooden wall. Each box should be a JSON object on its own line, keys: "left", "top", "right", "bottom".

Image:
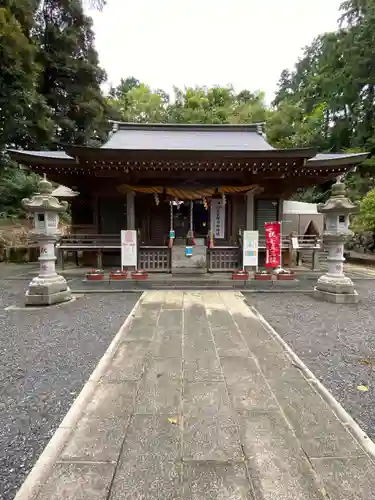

{"left": 135, "top": 195, "right": 169, "bottom": 245}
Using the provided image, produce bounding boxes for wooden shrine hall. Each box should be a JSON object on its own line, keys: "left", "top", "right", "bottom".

{"left": 9, "top": 122, "right": 368, "bottom": 272}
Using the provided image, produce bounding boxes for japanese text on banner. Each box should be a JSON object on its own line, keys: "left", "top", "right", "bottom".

{"left": 264, "top": 222, "right": 281, "bottom": 268}
{"left": 121, "top": 230, "right": 137, "bottom": 268}
{"left": 210, "top": 199, "right": 225, "bottom": 239}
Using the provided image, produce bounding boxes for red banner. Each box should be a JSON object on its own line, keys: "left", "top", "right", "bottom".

{"left": 265, "top": 222, "right": 281, "bottom": 268}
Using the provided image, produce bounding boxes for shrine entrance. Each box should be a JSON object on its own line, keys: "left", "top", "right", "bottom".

{"left": 172, "top": 201, "right": 209, "bottom": 241}
{"left": 194, "top": 201, "right": 209, "bottom": 239}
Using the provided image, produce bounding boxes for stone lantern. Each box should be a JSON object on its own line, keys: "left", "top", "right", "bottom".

{"left": 22, "top": 175, "right": 72, "bottom": 306}
{"left": 314, "top": 178, "right": 359, "bottom": 303}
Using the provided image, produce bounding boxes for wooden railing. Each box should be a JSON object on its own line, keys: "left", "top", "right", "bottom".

{"left": 207, "top": 247, "right": 239, "bottom": 271}
{"left": 257, "top": 234, "right": 320, "bottom": 249}
{"left": 56, "top": 233, "right": 121, "bottom": 269}
{"left": 206, "top": 235, "right": 321, "bottom": 272}
{"left": 55, "top": 233, "right": 322, "bottom": 271}
{"left": 138, "top": 246, "right": 171, "bottom": 272}
{"left": 57, "top": 234, "right": 121, "bottom": 248}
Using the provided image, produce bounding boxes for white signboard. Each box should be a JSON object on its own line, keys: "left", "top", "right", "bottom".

{"left": 210, "top": 199, "right": 225, "bottom": 239}
{"left": 243, "top": 230, "right": 259, "bottom": 267}
{"left": 291, "top": 237, "right": 299, "bottom": 249}
{"left": 121, "top": 230, "right": 137, "bottom": 268}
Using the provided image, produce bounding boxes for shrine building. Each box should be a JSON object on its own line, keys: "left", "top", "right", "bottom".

{"left": 9, "top": 122, "right": 368, "bottom": 272}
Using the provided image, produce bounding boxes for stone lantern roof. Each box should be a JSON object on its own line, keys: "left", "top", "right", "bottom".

{"left": 317, "top": 179, "right": 359, "bottom": 215}
{"left": 22, "top": 175, "right": 68, "bottom": 213}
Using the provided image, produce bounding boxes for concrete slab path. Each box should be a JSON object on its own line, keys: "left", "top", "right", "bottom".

{"left": 15, "top": 291, "right": 375, "bottom": 500}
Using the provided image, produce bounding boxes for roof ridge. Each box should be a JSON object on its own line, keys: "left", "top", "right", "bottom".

{"left": 108, "top": 121, "right": 265, "bottom": 133}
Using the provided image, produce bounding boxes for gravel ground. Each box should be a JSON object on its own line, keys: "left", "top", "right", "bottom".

{"left": 2, "top": 261, "right": 375, "bottom": 497}
{"left": 245, "top": 281, "right": 375, "bottom": 442}
{"left": 0, "top": 271, "right": 140, "bottom": 500}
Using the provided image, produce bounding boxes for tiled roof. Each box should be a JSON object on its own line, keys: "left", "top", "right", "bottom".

{"left": 102, "top": 122, "right": 274, "bottom": 151}
{"left": 7, "top": 149, "right": 73, "bottom": 160}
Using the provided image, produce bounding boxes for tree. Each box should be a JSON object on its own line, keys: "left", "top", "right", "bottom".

{"left": 34, "top": 0, "right": 109, "bottom": 146}
{"left": 108, "top": 82, "right": 168, "bottom": 123}
{"left": 0, "top": 5, "right": 53, "bottom": 154}
{"left": 108, "top": 82, "right": 270, "bottom": 125}
{"left": 267, "top": 100, "right": 329, "bottom": 150}
{"left": 340, "top": 0, "right": 375, "bottom": 149}
{"left": 168, "top": 86, "right": 267, "bottom": 124}
{"left": 109, "top": 76, "right": 140, "bottom": 100}
{"left": 0, "top": 167, "right": 40, "bottom": 218}
{"left": 353, "top": 187, "right": 375, "bottom": 232}
{"left": 5, "top": 0, "right": 38, "bottom": 36}
{"left": 270, "top": 0, "right": 375, "bottom": 204}
{"left": 1, "top": 0, "right": 110, "bottom": 220}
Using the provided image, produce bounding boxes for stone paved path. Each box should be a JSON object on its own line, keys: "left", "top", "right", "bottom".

{"left": 345, "top": 262, "right": 375, "bottom": 277}
{"left": 19, "top": 291, "right": 375, "bottom": 500}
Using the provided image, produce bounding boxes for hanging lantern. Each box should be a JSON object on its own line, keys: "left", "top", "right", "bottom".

{"left": 154, "top": 193, "right": 160, "bottom": 206}
{"left": 203, "top": 197, "right": 208, "bottom": 210}
{"left": 221, "top": 192, "right": 226, "bottom": 206}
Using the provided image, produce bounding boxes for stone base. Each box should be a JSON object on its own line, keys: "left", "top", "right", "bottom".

{"left": 25, "top": 274, "right": 72, "bottom": 306}
{"left": 25, "top": 288, "right": 72, "bottom": 306}
{"left": 171, "top": 245, "right": 207, "bottom": 273}
{"left": 313, "top": 287, "right": 359, "bottom": 304}
{"left": 315, "top": 273, "right": 356, "bottom": 295}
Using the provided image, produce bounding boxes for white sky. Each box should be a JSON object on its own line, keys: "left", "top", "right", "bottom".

{"left": 90, "top": 0, "right": 343, "bottom": 103}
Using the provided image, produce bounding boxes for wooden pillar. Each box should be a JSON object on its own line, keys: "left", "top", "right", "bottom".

{"left": 93, "top": 194, "right": 99, "bottom": 233}
{"left": 58, "top": 248, "right": 64, "bottom": 270}
{"left": 312, "top": 249, "right": 320, "bottom": 270}
{"left": 278, "top": 198, "right": 284, "bottom": 224}
{"left": 279, "top": 198, "right": 285, "bottom": 257}
{"left": 126, "top": 191, "right": 135, "bottom": 230}
{"left": 96, "top": 250, "right": 103, "bottom": 269}
{"left": 245, "top": 192, "right": 254, "bottom": 230}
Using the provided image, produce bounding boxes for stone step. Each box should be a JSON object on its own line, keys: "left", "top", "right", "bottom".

{"left": 68, "top": 277, "right": 312, "bottom": 292}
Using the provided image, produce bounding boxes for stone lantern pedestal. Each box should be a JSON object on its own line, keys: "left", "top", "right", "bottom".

{"left": 22, "top": 176, "right": 72, "bottom": 306}
{"left": 314, "top": 179, "right": 359, "bottom": 304}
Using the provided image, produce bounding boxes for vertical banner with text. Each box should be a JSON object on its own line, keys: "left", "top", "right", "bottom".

{"left": 121, "top": 230, "right": 137, "bottom": 269}
{"left": 264, "top": 222, "right": 281, "bottom": 268}
{"left": 210, "top": 199, "right": 225, "bottom": 239}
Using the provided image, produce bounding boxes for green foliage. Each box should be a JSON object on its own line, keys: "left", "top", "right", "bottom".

{"left": 108, "top": 82, "right": 167, "bottom": 123}
{"left": 353, "top": 187, "right": 375, "bottom": 231}
{"left": 34, "top": 0, "right": 109, "bottom": 145}
{"left": 5, "top": 0, "right": 38, "bottom": 35}
{"left": 292, "top": 186, "right": 331, "bottom": 204}
{"left": 108, "top": 82, "right": 268, "bottom": 126}
{"left": 168, "top": 86, "right": 267, "bottom": 125}
{"left": 0, "top": 162, "right": 39, "bottom": 218}
{"left": 269, "top": 0, "right": 375, "bottom": 203}
{"left": 0, "top": 5, "right": 53, "bottom": 152}
{"left": 266, "top": 100, "right": 329, "bottom": 149}
{"left": 109, "top": 77, "right": 140, "bottom": 100}
{"left": 0, "top": 0, "right": 108, "bottom": 218}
